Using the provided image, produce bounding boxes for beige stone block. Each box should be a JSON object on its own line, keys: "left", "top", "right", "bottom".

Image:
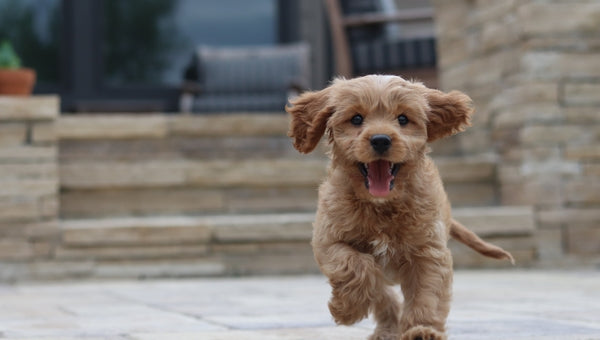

{"left": 445, "top": 182, "right": 497, "bottom": 207}
{"left": 0, "top": 220, "right": 58, "bottom": 239}
{"left": 466, "top": 0, "right": 516, "bottom": 28}
{"left": 434, "top": 156, "right": 496, "bottom": 183}
{"left": 39, "top": 195, "right": 59, "bottom": 219}
{"left": 497, "top": 164, "right": 521, "bottom": 184}
{"left": 60, "top": 161, "right": 188, "bottom": 189}
{"left": 583, "top": 164, "right": 600, "bottom": 176}
{"left": 211, "top": 213, "right": 314, "bottom": 242}
{"left": 488, "top": 83, "right": 558, "bottom": 112}
{"left": 60, "top": 188, "right": 225, "bottom": 218}
{"left": 186, "top": 159, "right": 327, "bottom": 188}
{"left": 432, "top": 0, "right": 469, "bottom": 37}
{"left": 462, "top": 48, "right": 521, "bottom": 87}
{"left": 0, "top": 198, "right": 39, "bottom": 221}
{"left": 0, "top": 180, "right": 58, "bottom": 198}
{"left": 0, "top": 145, "right": 56, "bottom": 162}
{"left": 224, "top": 187, "right": 318, "bottom": 213}
{"left": 91, "top": 259, "right": 226, "bottom": 279}
{"left": 31, "top": 121, "right": 56, "bottom": 144}
{"left": 478, "top": 15, "right": 520, "bottom": 53}
{"left": 0, "top": 163, "right": 57, "bottom": 181}
{"left": 24, "top": 220, "right": 60, "bottom": 240}
{"left": 519, "top": 125, "right": 585, "bottom": 146}
{"left": 565, "top": 145, "right": 600, "bottom": 160}
{"left": 566, "top": 224, "right": 600, "bottom": 255}
{"left": 525, "top": 36, "right": 600, "bottom": 52}
{"left": 520, "top": 160, "right": 581, "bottom": 177}
{"left": 0, "top": 96, "right": 59, "bottom": 121}
{"left": 0, "top": 123, "right": 26, "bottom": 146}
{"left": 452, "top": 206, "right": 535, "bottom": 237}
{"left": 429, "top": 135, "right": 462, "bottom": 156}
{"left": 537, "top": 208, "right": 600, "bottom": 229}
{"left": 55, "top": 244, "right": 209, "bottom": 261}
{"left": 521, "top": 52, "right": 600, "bottom": 79}
{"left": 57, "top": 115, "right": 168, "bottom": 140}
{"left": 61, "top": 216, "right": 213, "bottom": 246}
{"left": 436, "top": 36, "right": 469, "bottom": 70}
{"left": 493, "top": 104, "right": 563, "bottom": 129}
{"left": 25, "top": 260, "right": 95, "bottom": 280}
{"left": 500, "top": 146, "right": 560, "bottom": 163}
{"left": 563, "top": 82, "right": 600, "bottom": 106}
{"left": 519, "top": 2, "right": 600, "bottom": 35}
{"left": 222, "top": 246, "right": 318, "bottom": 276}
{"left": 501, "top": 176, "right": 563, "bottom": 206}
{"left": 566, "top": 107, "right": 600, "bottom": 124}
{"left": 565, "top": 178, "right": 600, "bottom": 204}
{"left": 458, "top": 129, "right": 493, "bottom": 155}
{"left": 168, "top": 114, "right": 288, "bottom": 137}
{"left": 0, "top": 238, "right": 35, "bottom": 260}
{"left": 536, "top": 228, "right": 564, "bottom": 261}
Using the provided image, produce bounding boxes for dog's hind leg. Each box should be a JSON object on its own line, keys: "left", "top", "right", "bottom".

{"left": 315, "top": 242, "right": 386, "bottom": 326}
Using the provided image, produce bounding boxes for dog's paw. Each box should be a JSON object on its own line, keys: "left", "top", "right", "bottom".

{"left": 328, "top": 294, "right": 369, "bottom": 325}
{"left": 401, "top": 325, "right": 446, "bottom": 340}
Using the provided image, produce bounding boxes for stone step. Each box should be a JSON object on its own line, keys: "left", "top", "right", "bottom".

{"left": 56, "top": 207, "right": 535, "bottom": 276}
{"left": 60, "top": 156, "right": 495, "bottom": 190}
{"left": 57, "top": 113, "right": 499, "bottom": 217}
{"left": 59, "top": 155, "right": 496, "bottom": 217}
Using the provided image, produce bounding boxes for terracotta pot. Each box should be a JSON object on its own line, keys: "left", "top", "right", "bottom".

{"left": 0, "top": 68, "right": 36, "bottom": 95}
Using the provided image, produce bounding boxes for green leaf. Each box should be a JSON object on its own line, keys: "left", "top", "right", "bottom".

{"left": 0, "top": 40, "right": 22, "bottom": 69}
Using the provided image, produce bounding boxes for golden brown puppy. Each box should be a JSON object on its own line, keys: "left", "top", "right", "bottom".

{"left": 286, "top": 75, "right": 513, "bottom": 340}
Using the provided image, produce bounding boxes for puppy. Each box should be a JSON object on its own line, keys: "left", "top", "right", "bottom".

{"left": 286, "top": 75, "right": 513, "bottom": 340}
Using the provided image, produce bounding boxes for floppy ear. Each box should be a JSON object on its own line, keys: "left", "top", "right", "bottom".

{"left": 286, "top": 88, "right": 334, "bottom": 154}
{"left": 425, "top": 89, "right": 474, "bottom": 143}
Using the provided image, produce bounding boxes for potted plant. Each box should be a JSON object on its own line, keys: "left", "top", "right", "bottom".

{"left": 0, "top": 40, "right": 36, "bottom": 95}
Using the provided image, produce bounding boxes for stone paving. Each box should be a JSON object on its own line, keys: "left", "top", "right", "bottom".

{"left": 1, "top": 270, "right": 599, "bottom": 339}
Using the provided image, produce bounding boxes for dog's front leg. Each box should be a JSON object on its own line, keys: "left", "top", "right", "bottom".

{"left": 399, "top": 247, "right": 452, "bottom": 340}
{"left": 314, "top": 242, "right": 386, "bottom": 326}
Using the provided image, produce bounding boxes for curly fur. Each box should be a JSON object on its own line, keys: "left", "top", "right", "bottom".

{"left": 286, "top": 75, "right": 513, "bottom": 340}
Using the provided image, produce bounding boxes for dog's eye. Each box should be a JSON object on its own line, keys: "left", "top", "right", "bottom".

{"left": 397, "top": 114, "right": 409, "bottom": 126}
{"left": 350, "top": 114, "right": 363, "bottom": 126}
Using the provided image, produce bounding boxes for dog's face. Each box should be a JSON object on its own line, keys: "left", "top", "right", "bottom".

{"left": 287, "top": 75, "right": 473, "bottom": 200}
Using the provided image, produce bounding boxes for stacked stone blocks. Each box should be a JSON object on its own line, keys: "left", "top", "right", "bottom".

{"left": 0, "top": 96, "right": 59, "bottom": 264}
{"left": 433, "top": 0, "right": 600, "bottom": 263}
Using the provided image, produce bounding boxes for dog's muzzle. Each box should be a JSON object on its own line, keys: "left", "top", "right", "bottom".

{"left": 358, "top": 161, "right": 402, "bottom": 197}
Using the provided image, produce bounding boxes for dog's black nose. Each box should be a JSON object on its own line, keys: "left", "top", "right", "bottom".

{"left": 370, "top": 134, "right": 391, "bottom": 154}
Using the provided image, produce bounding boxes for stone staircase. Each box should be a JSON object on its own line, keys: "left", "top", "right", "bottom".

{"left": 41, "top": 113, "right": 539, "bottom": 280}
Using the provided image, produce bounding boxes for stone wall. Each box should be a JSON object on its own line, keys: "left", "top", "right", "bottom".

{"left": 433, "top": 0, "right": 600, "bottom": 264}
{"left": 0, "top": 96, "right": 60, "bottom": 265}
{"left": 57, "top": 114, "right": 325, "bottom": 218}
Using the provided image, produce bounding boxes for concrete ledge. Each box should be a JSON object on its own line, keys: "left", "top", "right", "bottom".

{"left": 60, "top": 159, "right": 327, "bottom": 189}
{"left": 57, "top": 113, "right": 289, "bottom": 140}
{"left": 453, "top": 206, "right": 536, "bottom": 237}
{"left": 0, "top": 96, "right": 59, "bottom": 121}
{"left": 53, "top": 206, "right": 536, "bottom": 278}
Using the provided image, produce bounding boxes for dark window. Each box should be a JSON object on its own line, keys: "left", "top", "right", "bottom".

{"left": 0, "top": 0, "right": 293, "bottom": 112}
{"left": 103, "top": 0, "right": 277, "bottom": 87}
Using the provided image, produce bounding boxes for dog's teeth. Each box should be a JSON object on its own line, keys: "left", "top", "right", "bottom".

{"left": 358, "top": 163, "right": 368, "bottom": 177}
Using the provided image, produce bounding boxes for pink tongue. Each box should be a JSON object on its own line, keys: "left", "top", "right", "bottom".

{"left": 367, "top": 160, "right": 392, "bottom": 197}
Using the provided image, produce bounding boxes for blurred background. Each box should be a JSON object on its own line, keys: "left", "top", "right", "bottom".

{"left": 0, "top": 0, "right": 598, "bottom": 281}
{"left": 0, "top": 0, "right": 435, "bottom": 112}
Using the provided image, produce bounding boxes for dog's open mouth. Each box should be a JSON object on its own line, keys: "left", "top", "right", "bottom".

{"left": 358, "top": 160, "right": 402, "bottom": 197}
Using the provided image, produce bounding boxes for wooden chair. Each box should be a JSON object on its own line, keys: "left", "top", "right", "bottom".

{"left": 324, "top": 0, "right": 437, "bottom": 87}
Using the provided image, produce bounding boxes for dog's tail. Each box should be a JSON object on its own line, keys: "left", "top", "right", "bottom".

{"left": 450, "top": 218, "right": 515, "bottom": 264}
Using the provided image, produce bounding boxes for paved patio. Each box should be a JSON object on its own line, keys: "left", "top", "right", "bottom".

{"left": 1, "top": 270, "right": 599, "bottom": 339}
